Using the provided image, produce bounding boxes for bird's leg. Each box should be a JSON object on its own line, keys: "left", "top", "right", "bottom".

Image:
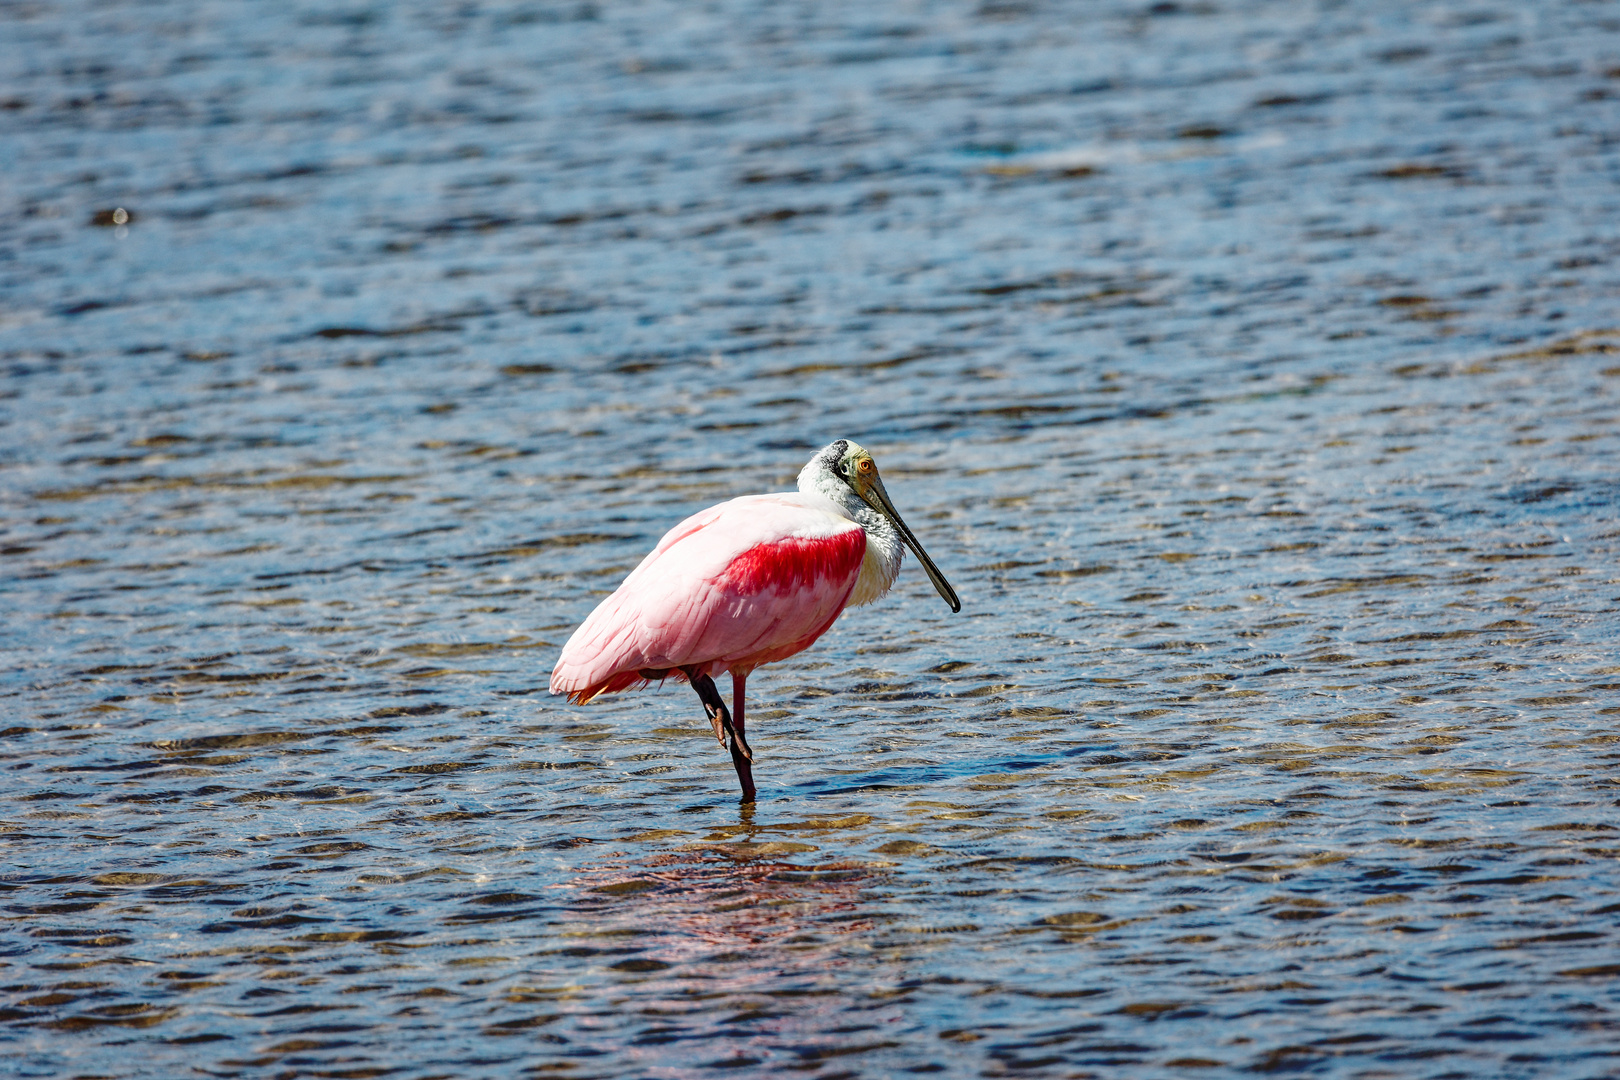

{"left": 729, "top": 670, "right": 756, "bottom": 802}
{"left": 684, "top": 667, "right": 756, "bottom": 802}
{"left": 729, "top": 670, "right": 754, "bottom": 763}
{"left": 684, "top": 667, "right": 731, "bottom": 749}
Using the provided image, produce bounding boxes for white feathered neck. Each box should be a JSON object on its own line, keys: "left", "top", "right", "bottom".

{"left": 796, "top": 440, "right": 904, "bottom": 608}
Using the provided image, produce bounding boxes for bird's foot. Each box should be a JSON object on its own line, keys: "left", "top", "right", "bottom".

{"left": 729, "top": 724, "right": 753, "bottom": 763}
{"left": 702, "top": 699, "right": 752, "bottom": 765}
{"left": 687, "top": 670, "right": 731, "bottom": 749}
{"left": 709, "top": 706, "right": 754, "bottom": 764}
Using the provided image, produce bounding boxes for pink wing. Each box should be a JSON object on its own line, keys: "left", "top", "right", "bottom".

{"left": 550, "top": 494, "right": 866, "bottom": 703}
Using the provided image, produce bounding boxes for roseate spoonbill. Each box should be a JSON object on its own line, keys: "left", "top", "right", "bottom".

{"left": 550, "top": 439, "right": 960, "bottom": 801}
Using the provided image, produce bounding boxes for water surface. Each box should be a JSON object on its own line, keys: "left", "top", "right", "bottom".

{"left": 3, "top": 1, "right": 1620, "bottom": 1076}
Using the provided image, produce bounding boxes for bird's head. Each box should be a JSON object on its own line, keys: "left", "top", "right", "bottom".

{"left": 804, "top": 439, "right": 961, "bottom": 613}
{"left": 828, "top": 439, "right": 880, "bottom": 497}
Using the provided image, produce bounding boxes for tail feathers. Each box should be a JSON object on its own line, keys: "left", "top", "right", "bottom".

{"left": 557, "top": 667, "right": 691, "bottom": 705}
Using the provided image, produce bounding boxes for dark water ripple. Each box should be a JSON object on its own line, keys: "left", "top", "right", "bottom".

{"left": 4, "top": 0, "right": 1620, "bottom": 1076}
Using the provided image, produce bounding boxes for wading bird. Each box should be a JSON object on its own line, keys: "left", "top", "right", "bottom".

{"left": 550, "top": 439, "right": 960, "bottom": 801}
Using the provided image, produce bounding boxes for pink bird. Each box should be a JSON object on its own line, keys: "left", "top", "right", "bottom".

{"left": 550, "top": 439, "right": 960, "bottom": 801}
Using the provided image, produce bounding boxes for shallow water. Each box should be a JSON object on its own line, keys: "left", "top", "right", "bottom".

{"left": 4, "top": 0, "right": 1620, "bottom": 1076}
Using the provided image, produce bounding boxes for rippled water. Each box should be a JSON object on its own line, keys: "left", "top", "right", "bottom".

{"left": 5, "top": 0, "right": 1620, "bottom": 1076}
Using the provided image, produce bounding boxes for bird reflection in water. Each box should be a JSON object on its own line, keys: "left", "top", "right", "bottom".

{"left": 564, "top": 814, "right": 882, "bottom": 966}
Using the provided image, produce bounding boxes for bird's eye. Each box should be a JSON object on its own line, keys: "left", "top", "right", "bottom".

{"left": 856, "top": 459, "right": 874, "bottom": 476}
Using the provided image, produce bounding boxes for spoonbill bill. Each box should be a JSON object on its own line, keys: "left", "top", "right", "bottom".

{"left": 550, "top": 439, "right": 960, "bottom": 801}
